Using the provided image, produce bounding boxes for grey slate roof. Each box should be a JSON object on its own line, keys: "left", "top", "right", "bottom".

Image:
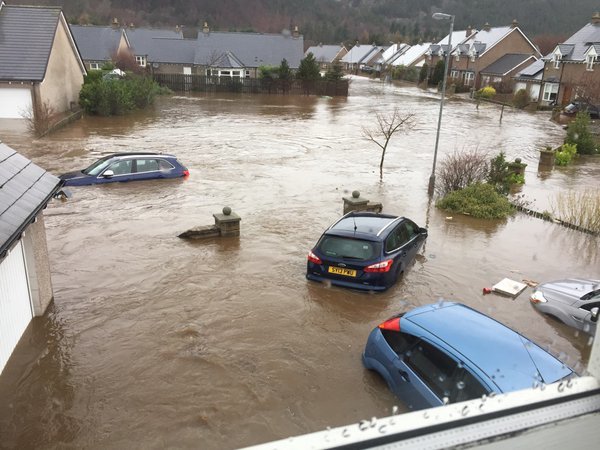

{"left": 514, "top": 59, "right": 544, "bottom": 81}
{"left": 146, "top": 38, "right": 196, "bottom": 64}
{"left": 305, "top": 44, "right": 344, "bottom": 63}
{"left": 558, "top": 22, "right": 600, "bottom": 61}
{"left": 124, "top": 27, "right": 183, "bottom": 55}
{"left": 0, "top": 141, "right": 61, "bottom": 258}
{"left": 557, "top": 44, "right": 575, "bottom": 58}
{"left": 194, "top": 31, "right": 304, "bottom": 68}
{"left": 70, "top": 25, "right": 122, "bottom": 61}
{"left": 480, "top": 53, "right": 536, "bottom": 76}
{"left": 0, "top": 5, "right": 61, "bottom": 81}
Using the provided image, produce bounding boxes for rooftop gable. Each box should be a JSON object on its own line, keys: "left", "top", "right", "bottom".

{"left": 305, "top": 44, "right": 345, "bottom": 63}
{"left": 0, "top": 5, "right": 61, "bottom": 81}
{"left": 555, "top": 22, "right": 600, "bottom": 61}
{"left": 390, "top": 43, "right": 432, "bottom": 67}
{"left": 123, "top": 27, "right": 184, "bottom": 56}
{"left": 480, "top": 53, "right": 537, "bottom": 76}
{"left": 341, "top": 43, "right": 379, "bottom": 64}
{"left": 514, "top": 58, "right": 545, "bottom": 80}
{"left": 0, "top": 142, "right": 61, "bottom": 257}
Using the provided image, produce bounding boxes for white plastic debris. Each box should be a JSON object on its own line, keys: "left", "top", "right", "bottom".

{"left": 492, "top": 278, "right": 527, "bottom": 297}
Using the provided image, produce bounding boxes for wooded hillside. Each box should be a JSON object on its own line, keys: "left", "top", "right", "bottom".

{"left": 9, "top": 0, "right": 598, "bottom": 48}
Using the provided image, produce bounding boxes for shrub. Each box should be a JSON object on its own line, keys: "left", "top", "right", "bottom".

{"left": 418, "top": 63, "right": 428, "bottom": 83}
{"left": 487, "top": 152, "right": 510, "bottom": 193}
{"left": 392, "top": 65, "right": 419, "bottom": 82}
{"left": 436, "top": 183, "right": 514, "bottom": 219}
{"left": 565, "top": 112, "right": 597, "bottom": 155}
{"left": 430, "top": 60, "right": 445, "bottom": 86}
{"left": 555, "top": 143, "right": 577, "bottom": 166}
{"left": 324, "top": 62, "right": 344, "bottom": 81}
{"left": 475, "top": 86, "right": 496, "bottom": 99}
{"left": 436, "top": 149, "right": 489, "bottom": 196}
{"left": 512, "top": 89, "right": 529, "bottom": 109}
{"left": 79, "top": 73, "right": 162, "bottom": 116}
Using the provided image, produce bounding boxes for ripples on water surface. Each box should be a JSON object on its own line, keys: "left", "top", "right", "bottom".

{"left": 0, "top": 77, "right": 598, "bottom": 449}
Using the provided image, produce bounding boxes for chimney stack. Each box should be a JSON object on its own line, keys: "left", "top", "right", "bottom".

{"left": 592, "top": 12, "right": 600, "bottom": 24}
{"left": 483, "top": 22, "right": 491, "bottom": 32}
{"left": 466, "top": 25, "right": 473, "bottom": 37}
{"left": 511, "top": 19, "right": 519, "bottom": 29}
{"left": 293, "top": 25, "right": 299, "bottom": 39}
{"left": 203, "top": 21, "right": 209, "bottom": 34}
{"left": 112, "top": 17, "right": 119, "bottom": 28}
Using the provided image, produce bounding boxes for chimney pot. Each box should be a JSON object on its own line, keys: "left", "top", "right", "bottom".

{"left": 203, "top": 21, "right": 209, "bottom": 34}
{"left": 511, "top": 19, "right": 519, "bottom": 29}
{"left": 483, "top": 22, "right": 491, "bottom": 31}
{"left": 592, "top": 12, "right": 600, "bottom": 24}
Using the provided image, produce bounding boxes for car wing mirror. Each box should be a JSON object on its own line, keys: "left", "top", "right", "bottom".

{"left": 591, "top": 307, "right": 599, "bottom": 323}
{"left": 102, "top": 169, "right": 115, "bottom": 178}
{"left": 419, "top": 227, "right": 428, "bottom": 235}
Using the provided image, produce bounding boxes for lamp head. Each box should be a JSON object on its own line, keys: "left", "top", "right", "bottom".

{"left": 433, "top": 12, "right": 454, "bottom": 20}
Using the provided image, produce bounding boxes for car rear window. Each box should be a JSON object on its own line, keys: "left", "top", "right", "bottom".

{"left": 318, "top": 236, "right": 380, "bottom": 261}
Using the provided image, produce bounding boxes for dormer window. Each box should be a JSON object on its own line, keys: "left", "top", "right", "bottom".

{"left": 553, "top": 52, "right": 562, "bottom": 69}
{"left": 455, "top": 52, "right": 460, "bottom": 62}
{"left": 585, "top": 48, "right": 597, "bottom": 71}
{"left": 470, "top": 52, "right": 476, "bottom": 62}
{"left": 136, "top": 55, "right": 147, "bottom": 67}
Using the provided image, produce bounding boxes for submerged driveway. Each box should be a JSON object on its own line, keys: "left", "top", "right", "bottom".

{"left": 0, "top": 77, "right": 598, "bottom": 449}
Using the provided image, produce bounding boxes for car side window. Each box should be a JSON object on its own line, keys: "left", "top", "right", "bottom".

{"left": 135, "top": 159, "right": 160, "bottom": 172}
{"left": 381, "top": 330, "right": 418, "bottom": 355}
{"left": 158, "top": 159, "right": 175, "bottom": 170}
{"left": 405, "top": 340, "right": 457, "bottom": 399}
{"left": 452, "top": 368, "right": 489, "bottom": 402}
{"left": 385, "top": 222, "right": 411, "bottom": 253}
{"left": 404, "top": 220, "right": 418, "bottom": 239}
{"left": 107, "top": 160, "right": 132, "bottom": 175}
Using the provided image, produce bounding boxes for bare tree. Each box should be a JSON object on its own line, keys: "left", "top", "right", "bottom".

{"left": 566, "top": 72, "right": 600, "bottom": 106}
{"left": 362, "top": 107, "right": 415, "bottom": 180}
{"left": 22, "top": 101, "right": 55, "bottom": 137}
{"left": 435, "top": 148, "right": 489, "bottom": 196}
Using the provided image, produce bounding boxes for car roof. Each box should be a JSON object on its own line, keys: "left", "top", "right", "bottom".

{"left": 402, "top": 302, "right": 573, "bottom": 391}
{"left": 110, "top": 152, "right": 177, "bottom": 159}
{"left": 326, "top": 212, "right": 402, "bottom": 240}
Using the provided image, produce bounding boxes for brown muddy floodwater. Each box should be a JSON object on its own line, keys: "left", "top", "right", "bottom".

{"left": 0, "top": 76, "right": 599, "bottom": 449}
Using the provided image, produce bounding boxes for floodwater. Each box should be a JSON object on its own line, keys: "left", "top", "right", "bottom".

{"left": 0, "top": 77, "right": 598, "bottom": 449}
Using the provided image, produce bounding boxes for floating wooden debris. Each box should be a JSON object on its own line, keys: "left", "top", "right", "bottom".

{"left": 492, "top": 278, "right": 527, "bottom": 298}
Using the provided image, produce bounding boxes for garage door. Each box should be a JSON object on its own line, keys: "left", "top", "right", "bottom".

{"left": 0, "top": 88, "right": 32, "bottom": 119}
{"left": 0, "top": 240, "right": 33, "bottom": 375}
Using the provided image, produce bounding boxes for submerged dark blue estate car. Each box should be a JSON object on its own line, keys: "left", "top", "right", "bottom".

{"left": 363, "top": 302, "right": 575, "bottom": 410}
{"left": 59, "top": 153, "right": 189, "bottom": 186}
{"left": 306, "top": 212, "right": 427, "bottom": 291}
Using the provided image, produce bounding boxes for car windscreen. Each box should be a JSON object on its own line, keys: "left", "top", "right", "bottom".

{"left": 317, "top": 236, "right": 380, "bottom": 261}
{"left": 83, "top": 157, "right": 115, "bottom": 175}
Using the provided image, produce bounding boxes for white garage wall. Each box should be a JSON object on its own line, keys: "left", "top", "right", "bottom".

{"left": 0, "top": 87, "right": 32, "bottom": 119}
{"left": 0, "top": 241, "right": 33, "bottom": 375}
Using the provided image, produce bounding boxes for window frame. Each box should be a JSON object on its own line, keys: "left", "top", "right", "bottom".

{"left": 135, "top": 55, "right": 147, "bottom": 67}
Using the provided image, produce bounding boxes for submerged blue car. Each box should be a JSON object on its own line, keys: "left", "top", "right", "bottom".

{"left": 59, "top": 153, "right": 189, "bottom": 186}
{"left": 306, "top": 212, "right": 427, "bottom": 292}
{"left": 363, "top": 302, "right": 575, "bottom": 410}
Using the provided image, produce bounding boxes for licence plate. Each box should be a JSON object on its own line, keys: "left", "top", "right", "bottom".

{"left": 328, "top": 266, "right": 357, "bottom": 277}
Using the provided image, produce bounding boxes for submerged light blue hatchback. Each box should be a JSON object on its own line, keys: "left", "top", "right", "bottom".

{"left": 363, "top": 302, "right": 575, "bottom": 410}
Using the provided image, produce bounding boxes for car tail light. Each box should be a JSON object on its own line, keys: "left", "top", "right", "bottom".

{"left": 364, "top": 259, "right": 393, "bottom": 273}
{"left": 530, "top": 291, "right": 547, "bottom": 304}
{"left": 183, "top": 169, "right": 190, "bottom": 177}
{"left": 378, "top": 317, "right": 400, "bottom": 331}
{"left": 307, "top": 250, "right": 322, "bottom": 265}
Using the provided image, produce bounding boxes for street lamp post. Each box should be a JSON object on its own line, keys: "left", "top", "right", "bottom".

{"left": 428, "top": 12, "right": 455, "bottom": 196}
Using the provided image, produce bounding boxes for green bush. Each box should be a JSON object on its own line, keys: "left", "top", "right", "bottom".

{"left": 555, "top": 143, "right": 578, "bottom": 166}
{"left": 436, "top": 183, "right": 515, "bottom": 219}
{"left": 79, "top": 74, "right": 162, "bottom": 116}
{"left": 565, "top": 112, "right": 597, "bottom": 155}
{"left": 512, "top": 89, "right": 529, "bottom": 109}
{"left": 391, "top": 65, "right": 419, "bottom": 82}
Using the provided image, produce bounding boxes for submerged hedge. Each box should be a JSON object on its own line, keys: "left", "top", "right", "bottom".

{"left": 436, "top": 183, "right": 515, "bottom": 219}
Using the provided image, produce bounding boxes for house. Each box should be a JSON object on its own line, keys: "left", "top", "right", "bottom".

{"left": 448, "top": 21, "right": 541, "bottom": 90}
{"left": 143, "top": 38, "right": 197, "bottom": 75}
{"left": 71, "top": 22, "right": 184, "bottom": 72}
{"left": 390, "top": 43, "right": 432, "bottom": 68}
{"left": 379, "top": 43, "right": 409, "bottom": 71}
{"left": 540, "top": 12, "right": 600, "bottom": 107}
{"left": 415, "top": 28, "right": 476, "bottom": 71}
{"left": 70, "top": 24, "right": 122, "bottom": 70}
{"left": 513, "top": 59, "right": 545, "bottom": 103}
{"left": 340, "top": 43, "right": 384, "bottom": 72}
{"left": 0, "top": 141, "right": 62, "bottom": 375}
{"left": 193, "top": 24, "right": 304, "bottom": 78}
{"left": 478, "top": 53, "right": 538, "bottom": 92}
{"left": 0, "top": 3, "right": 86, "bottom": 119}
{"left": 304, "top": 43, "right": 348, "bottom": 70}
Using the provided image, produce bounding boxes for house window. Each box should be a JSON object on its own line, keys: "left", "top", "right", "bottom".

{"left": 553, "top": 54, "right": 561, "bottom": 69}
{"left": 450, "top": 70, "right": 459, "bottom": 79}
{"left": 245, "top": 70, "right": 250, "bottom": 78}
{"left": 470, "top": 54, "right": 476, "bottom": 62}
{"left": 586, "top": 55, "right": 595, "bottom": 71}
{"left": 455, "top": 53, "right": 460, "bottom": 62}
{"left": 90, "top": 62, "right": 100, "bottom": 70}
{"left": 464, "top": 71, "right": 474, "bottom": 85}
{"left": 542, "top": 83, "right": 559, "bottom": 102}
{"left": 135, "top": 55, "right": 146, "bottom": 67}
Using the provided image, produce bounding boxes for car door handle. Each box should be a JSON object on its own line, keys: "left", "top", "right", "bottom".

{"left": 398, "top": 370, "right": 409, "bottom": 382}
